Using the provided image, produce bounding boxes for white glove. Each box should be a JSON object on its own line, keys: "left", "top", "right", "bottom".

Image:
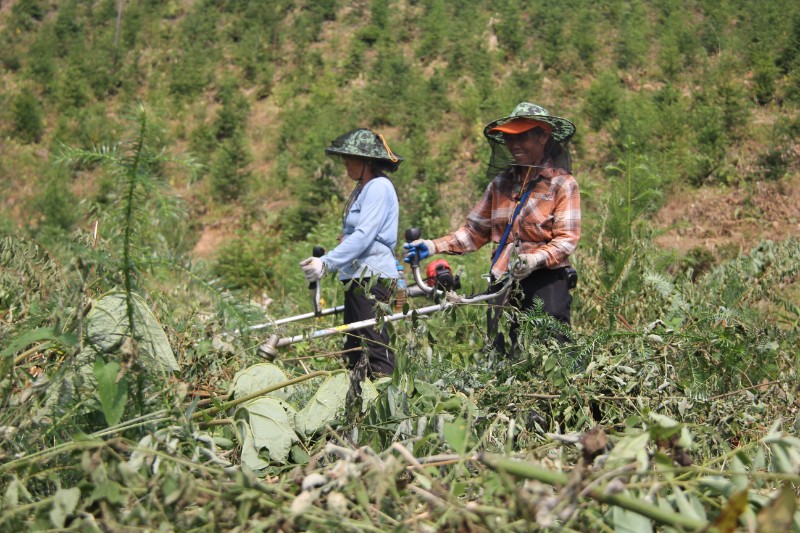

{"left": 412, "top": 239, "right": 436, "bottom": 255}
{"left": 299, "top": 257, "right": 325, "bottom": 283}
{"left": 509, "top": 254, "right": 539, "bottom": 280}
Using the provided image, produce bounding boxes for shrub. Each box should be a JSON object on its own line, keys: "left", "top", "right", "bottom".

{"left": 210, "top": 134, "right": 252, "bottom": 202}
{"left": 12, "top": 90, "right": 45, "bottom": 143}
{"left": 30, "top": 173, "right": 80, "bottom": 233}
{"left": 583, "top": 71, "right": 622, "bottom": 131}
{"left": 9, "top": 0, "right": 46, "bottom": 32}
{"left": 495, "top": 0, "right": 525, "bottom": 57}
{"left": 54, "top": 63, "right": 91, "bottom": 111}
{"left": 212, "top": 224, "right": 282, "bottom": 292}
{"left": 615, "top": 0, "right": 649, "bottom": 69}
{"left": 213, "top": 82, "right": 250, "bottom": 141}
{"left": 751, "top": 48, "right": 779, "bottom": 105}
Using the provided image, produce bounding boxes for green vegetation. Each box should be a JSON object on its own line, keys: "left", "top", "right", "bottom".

{"left": 1, "top": 0, "right": 799, "bottom": 530}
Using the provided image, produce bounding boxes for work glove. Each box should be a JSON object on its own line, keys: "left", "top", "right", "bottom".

{"left": 509, "top": 254, "right": 539, "bottom": 280}
{"left": 299, "top": 257, "right": 325, "bottom": 283}
{"left": 403, "top": 239, "right": 436, "bottom": 263}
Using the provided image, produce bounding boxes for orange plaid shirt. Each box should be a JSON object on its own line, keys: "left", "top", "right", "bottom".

{"left": 432, "top": 162, "right": 581, "bottom": 279}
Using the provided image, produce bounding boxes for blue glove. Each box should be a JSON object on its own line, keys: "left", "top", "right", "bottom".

{"left": 403, "top": 239, "right": 435, "bottom": 263}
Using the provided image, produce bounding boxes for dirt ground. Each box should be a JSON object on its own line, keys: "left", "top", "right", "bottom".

{"left": 653, "top": 174, "right": 800, "bottom": 257}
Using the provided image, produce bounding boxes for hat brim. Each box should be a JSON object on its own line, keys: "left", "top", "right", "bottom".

{"left": 484, "top": 114, "right": 575, "bottom": 143}
{"left": 325, "top": 148, "right": 404, "bottom": 171}
{"left": 325, "top": 147, "right": 404, "bottom": 163}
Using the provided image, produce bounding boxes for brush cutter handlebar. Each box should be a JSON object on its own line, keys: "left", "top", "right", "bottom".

{"left": 404, "top": 227, "right": 437, "bottom": 295}
{"left": 258, "top": 275, "right": 512, "bottom": 358}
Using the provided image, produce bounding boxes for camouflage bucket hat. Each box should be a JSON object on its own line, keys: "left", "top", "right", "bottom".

{"left": 325, "top": 128, "right": 404, "bottom": 171}
{"left": 483, "top": 102, "right": 576, "bottom": 144}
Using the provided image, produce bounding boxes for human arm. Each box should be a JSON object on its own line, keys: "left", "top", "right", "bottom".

{"left": 515, "top": 177, "right": 581, "bottom": 271}
{"left": 322, "top": 178, "right": 397, "bottom": 273}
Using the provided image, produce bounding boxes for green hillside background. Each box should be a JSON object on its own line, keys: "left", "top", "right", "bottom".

{"left": 2, "top": 0, "right": 799, "bottom": 298}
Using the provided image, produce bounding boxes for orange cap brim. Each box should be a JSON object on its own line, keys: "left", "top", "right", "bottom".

{"left": 489, "top": 118, "right": 552, "bottom": 135}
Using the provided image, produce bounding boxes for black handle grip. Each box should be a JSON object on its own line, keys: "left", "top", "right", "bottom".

{"left": 405, "top": 228, "right": 421, "bottom": 242}
{"left": 404, "top": 228, "right": 422, "bottom": 268}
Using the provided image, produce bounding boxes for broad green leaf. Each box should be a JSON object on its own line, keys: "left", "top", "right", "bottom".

{"left": 3, "top": 476, "right": 32, "bottom": 507}
{"left": 443, "top": 419, "right": 468, "bottom": 454}
{"left": 671, "top": 486, "right": 706, "bottom": 521}
{"left": 49, "top": 487, "right": 81, "bottom": 528}
{"left": 291, "top": 444, "right": 311, "bottom": 465}
{"left": 730, "top": 455, "right": 748, "bottom": 491}
{"left": 86, "top": 291, "right": 179, "bottom": 372}
{"left": 231, "top": 363, "right": 292, "bottom": 400}
{"left": 93, "top": 359, "right": 128, "bottom": 426}
{"left": 294, "top": 373, "right": 349, "bottom": 436}
{"left": 612, "top": 505, "right": 653, "bottom": 533}
{"left": 90, "top": 480, "right": 125, "bottom": 505}
{"left": 236, "top": 397, "right": 298, "bottom": 464}
{"left": 698, "top": 476, "right": 734, "bottom": 497}
{"left": 0, "top": 327, "right": 55, "bottom": 357}
{"left": 607, "top": 431, "right": 650, "bottom": 472}
{"left": 648, "top": 412, "right": 679, "bottom": 427}
{"left": 361, "top": 378, "right": 378, "bottom": 412}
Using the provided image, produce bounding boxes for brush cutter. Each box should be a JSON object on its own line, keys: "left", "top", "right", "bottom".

{"left": 256, "top": 229, "right": 510, "bottom": 359}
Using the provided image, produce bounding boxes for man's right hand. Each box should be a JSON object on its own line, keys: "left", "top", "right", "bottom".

{"left": 403, "top": 239, "right": 436, "bottom": 263}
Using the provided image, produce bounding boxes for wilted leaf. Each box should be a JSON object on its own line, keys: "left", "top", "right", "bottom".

{"left": 236, "top": 397, "right": 298, "bottom": 464}
{"left": 86, "top": 291, "right": 179, "bottom": 372}
{"left": 231, "top": 363, "right": 292, "bottom": 400}
{"left": 236, "top": 420, "right": 268, "bottom": 472}
{"left": 294, "top": 373, "right": 348, "bottom": 436}
{"left": 756, "top": 485, "right": 796, "bottom": 532}
{"left": 713, "top": 488, "right": 749, "bottom": 533}
{"left": 580, "top": 426, "right": 608, "bottom": 463}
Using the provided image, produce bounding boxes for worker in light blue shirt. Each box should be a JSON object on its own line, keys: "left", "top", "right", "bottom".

{"left": 321, "top": 175, "right": 399, "bottom": 281}
{"left": 300, "top": 128, "right": 402, "bottom": 378}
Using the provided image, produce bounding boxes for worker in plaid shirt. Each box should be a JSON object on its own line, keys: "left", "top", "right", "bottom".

{"left": 405, "top": 102, "right": 580, "bottom": 354}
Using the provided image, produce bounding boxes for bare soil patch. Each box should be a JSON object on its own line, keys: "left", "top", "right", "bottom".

{"left": 654, "top": 175, "right": 800, "bottom": 256}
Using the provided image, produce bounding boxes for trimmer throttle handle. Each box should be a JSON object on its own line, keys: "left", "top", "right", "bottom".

{"left": 404, "top": 228, "right": 422, "bottom": 268}
{"left": 405, "top": 228, "right": 421, "bottom": 242}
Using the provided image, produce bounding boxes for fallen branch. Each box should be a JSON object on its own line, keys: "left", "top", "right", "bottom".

{"left": 479, "top": 453, "right": 711, "bottom": 532}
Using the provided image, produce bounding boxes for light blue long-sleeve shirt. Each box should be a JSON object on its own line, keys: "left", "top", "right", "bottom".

{"left": 322, "top": 176, "right": 399, "bottom": 281}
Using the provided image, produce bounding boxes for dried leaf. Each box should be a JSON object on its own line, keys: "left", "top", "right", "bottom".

{"left": 756, "top": 485, "right": 796, "bottom": 532}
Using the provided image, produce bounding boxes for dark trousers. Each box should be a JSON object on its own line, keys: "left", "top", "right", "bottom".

{"left": 487, "top": 267, "right": 572, "bottom": 356}
{"left": 342, "top": 278, "right": 395, "bottom": 377}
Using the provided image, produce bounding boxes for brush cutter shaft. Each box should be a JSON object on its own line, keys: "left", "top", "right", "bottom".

{"left": 257, "top": 279, "right": 510, "bottom": 357}
{"left": 249, "top": 305, "right": 346, "bottom": 331}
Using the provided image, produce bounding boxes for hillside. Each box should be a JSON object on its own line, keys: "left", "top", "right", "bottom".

{"left": 1, "top": 0, "right": 798, "bottom": 282}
